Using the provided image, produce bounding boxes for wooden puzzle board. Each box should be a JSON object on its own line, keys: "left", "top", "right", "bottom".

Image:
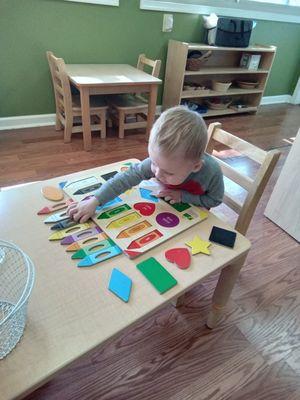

{"left": 63, "top": 161, "right": 208, "bottom": 259}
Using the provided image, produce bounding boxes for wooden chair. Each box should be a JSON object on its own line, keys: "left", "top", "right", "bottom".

{"left": 109, "top": 54, "right": 161, "bottom": 138}
{"left": 173, "top": 122, "right": 280, "bottom": 309}
{"left": 46, "top": 51, "right": 108, "bottom": 143}
{"left": 206, "top": 122, "right": 281, "bottom": 235}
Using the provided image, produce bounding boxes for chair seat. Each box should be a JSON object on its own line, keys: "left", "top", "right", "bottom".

{"left": 72, "top": 95, "right": 108, "bottom": 112}
{"left": 109, "top": 94, "right": 148, "bottom": 110}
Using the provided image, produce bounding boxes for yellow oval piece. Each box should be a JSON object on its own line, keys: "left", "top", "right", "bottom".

{"left": 42, "top": 186, "right": 64, "bottom": 201}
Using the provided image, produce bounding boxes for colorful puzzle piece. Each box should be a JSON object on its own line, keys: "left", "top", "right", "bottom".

{"left": 127, "top": 229, "right": 162, "bottom": 250}
{"left": 71, "top": 238, "right": 116, "bottom": 259}
{"left": 108, "top": 268, "right": 132, "bottom": 302}
{"left": 73, "top": 183, "right": 102, "bottom": 195}
{"left": 97, "top": 204, "right": 131, "bottom": 219}
{"left": 106, "top": 212, "right": 141, "bottom": 229}
{"left": 41, "top": 186, "right": 64, "bottom": 201}
{"left": 77, "top": 245, "right": 122, "bottom": 267}
{"left": 58, "top": 181, "right": 67, "bottom": 189}
{"left": 139, "top": 188, "right": 159, "bottom": 203}
{"left": 51, "top": 218, "right": 78, "bottom": 231}
{"left": 165, "top": 248, "right": 191, "bottom": 269}
{"left": 209, "top": 226, "right": 237, "bottom": 248}
{"left": 156, "top": 212, "right": 180, "bottom": 228}
{"left": 136, "top": 257, "right": 177, "bottom": 294}
{"left": 133, "top": 202, "right": 155, "bottom": 216}
{"left": 49, "top": 223, "right": 91, "bottom": 241}
{"left": 44, "top": 210, "right": 70, "bottom": 224}
{"left": 65, "top": 232, "right": 108, "bottom": 251}
{"left": 117, "top": 220, "right": 151, "bottom": 238}
{"left": 96, "top": 197, "right": 122, "bottom": 211}
{"left": 124, "top": 249, "right": 142, "bottom": 258}
{"left": 170, "top": 202, "right": 191, "bottom": 212}
{"left": 37, "top": 199, "right": 73, "bottom": 215}
{"left": 60, "top": 225, "right": 103, "bottom": 245}
{"left": 186, "top": 235, "right": 211, "bottom": 255}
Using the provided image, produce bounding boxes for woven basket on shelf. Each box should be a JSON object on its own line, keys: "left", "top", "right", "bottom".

{"left": 186, "top": 50, "right": 212, "bottom": 71}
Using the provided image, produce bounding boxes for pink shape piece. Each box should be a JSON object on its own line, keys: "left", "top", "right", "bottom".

{"left": 165, "top": 248, "right": 191, "bottom": 269}
{"left": 133, "top": 202, "right": 156, "bottom": 216}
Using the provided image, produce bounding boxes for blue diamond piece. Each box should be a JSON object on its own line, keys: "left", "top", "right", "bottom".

{"left": 108, "top": 268, "right": 132, "bottom": 303}
{"left": 139, "top": 188, "right": 159, "bottom": 202}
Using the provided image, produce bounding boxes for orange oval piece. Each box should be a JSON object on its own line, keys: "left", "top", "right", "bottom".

{"left": 41, "top": 186, "right": 64, "bottom": 201}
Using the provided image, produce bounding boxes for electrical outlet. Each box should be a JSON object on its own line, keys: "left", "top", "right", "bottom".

{"left": 162, "top": 14, "right": 173, "bottom": 32}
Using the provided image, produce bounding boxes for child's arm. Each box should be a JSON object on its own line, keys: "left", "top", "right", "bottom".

{"left": 181, "top": 172, "right": 224, "bottom": 209}
{"left": 94, "top": 158, "right": 153, "bottom": 205}
{"left": 67, "top": 159, "right": 153, "bottom": 222}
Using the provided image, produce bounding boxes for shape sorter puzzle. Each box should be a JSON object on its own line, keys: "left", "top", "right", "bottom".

{"left": 63, "top": 161, "right": 208, "bottom": 259}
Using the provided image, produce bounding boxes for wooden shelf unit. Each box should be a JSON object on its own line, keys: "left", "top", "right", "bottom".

{"left": 162, "top": 40, "right": 276, "bottom": 117}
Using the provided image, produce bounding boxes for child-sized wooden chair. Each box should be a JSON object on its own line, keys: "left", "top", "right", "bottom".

{"left": 46, "top": 51, "right": 108, "bottom": 144}
{"left": 206, "top": 122, "right": 281, "bottom": 235}
{"left": 173, "top": 122, "right": 280, "bottom": 309}
{"left": 109, "top": 54, "right": 161, "bottom": 138}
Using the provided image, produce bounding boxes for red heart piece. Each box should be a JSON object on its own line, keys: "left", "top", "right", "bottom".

{"left": 134, "top": 202, "right": 156, "bottom": 216}
{"left": 165, "top": 248, "right": 191, "bottom": 270}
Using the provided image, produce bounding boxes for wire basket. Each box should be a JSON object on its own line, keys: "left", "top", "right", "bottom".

{"left": 0, "top": 240, "right": 35, "bottom": 359}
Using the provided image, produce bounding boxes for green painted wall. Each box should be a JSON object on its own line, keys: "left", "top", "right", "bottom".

{"left": 1, "top": 0, "right": 300, "bottom": 117}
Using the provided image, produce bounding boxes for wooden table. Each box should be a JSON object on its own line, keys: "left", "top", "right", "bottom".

{"left": 0, "top": 160, "right": 250, "bottom": 400}
{"left": 66, "top": 64, "right": 162, "bottom": 151}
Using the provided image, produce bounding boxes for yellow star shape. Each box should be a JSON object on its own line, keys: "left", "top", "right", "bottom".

{"left": 186, "top": 235, "right": 211, "bottom": 255}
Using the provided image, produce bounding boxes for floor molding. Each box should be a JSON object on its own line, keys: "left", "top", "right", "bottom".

{"left": 260, "top": 94, "right": 293, "bottom": 105}
{"left": 0, "top": 99, "right": 297, "bottom": 131}
{"left": 0, "top": 114, "right": 56, "bottom": 131}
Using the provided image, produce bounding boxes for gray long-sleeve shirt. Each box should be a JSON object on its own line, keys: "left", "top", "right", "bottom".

{"left": 94, "top": 154, "right": 224, "bottom": 209}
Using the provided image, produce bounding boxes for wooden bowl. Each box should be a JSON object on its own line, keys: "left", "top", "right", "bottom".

{"left": 236, "top": 80, "right": 259, "bottom": 89}
{"left": 205, "top": 98, "right": 232, "bottom": 110}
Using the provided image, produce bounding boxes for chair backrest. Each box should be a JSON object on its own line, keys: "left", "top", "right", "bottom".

{"left": 46, "top": 51, "right": 73, "bottom": 118}
{"left": 207, "top": 122, "right": 281, "bottom": 235}
{"left": 136, "top": 53, "right": 161, "bottom": 78}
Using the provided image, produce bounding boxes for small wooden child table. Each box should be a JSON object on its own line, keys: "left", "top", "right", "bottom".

{"left": 0, "top": 159, "right": 250, "bottom": 400}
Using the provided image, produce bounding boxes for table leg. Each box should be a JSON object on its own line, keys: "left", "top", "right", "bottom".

{"left": 206, "top": 252, "right": 248, "bottom": 329}
{"left": 146, "top": 84, "right": 158, "bottom": 139}
{"left": 80, "top": 87, "right": 92, "bottom": 151}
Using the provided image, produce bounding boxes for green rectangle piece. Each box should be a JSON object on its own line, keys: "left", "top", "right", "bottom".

{"left": 136, "top": 257, "right": 177, "bottom": 294}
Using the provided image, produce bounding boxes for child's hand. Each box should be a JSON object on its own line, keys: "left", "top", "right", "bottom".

{"left": 155, "top": 189, "right": 182, "bottom": 204}
{"left": 67, "top": 196, "right": 99, "bottom": 223}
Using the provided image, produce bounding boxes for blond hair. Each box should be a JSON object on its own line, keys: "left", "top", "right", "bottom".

{"left": 149, "top": 106, "right": 208, "bottom": 160}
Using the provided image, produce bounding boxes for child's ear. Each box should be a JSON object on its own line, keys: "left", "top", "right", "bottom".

{"left": 192, "top": 160, "right": 203, "bottom": 173}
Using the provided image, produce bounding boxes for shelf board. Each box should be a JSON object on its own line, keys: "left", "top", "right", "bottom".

{"left": 187, "top": 43, "right": 276, "bottom": 52}
{"left": 184, "top": 67, "right": 269, "bottom": 76}
{"left": 181, "top": 88, "right": 263, "bottom": 99}
{"left": 201, "top": 106, "right": 258, "bottom": 118}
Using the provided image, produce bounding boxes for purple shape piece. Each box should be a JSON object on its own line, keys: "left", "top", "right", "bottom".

{"left": 156, "top": 212, "right": 179, "bottom": 228}
{"left": 61, "top": 226, "right": 103, "bottom": 245}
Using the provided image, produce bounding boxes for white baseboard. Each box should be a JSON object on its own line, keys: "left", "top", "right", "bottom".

{"left": 0, "top": 106, "right": 163, "bottom": 131}
{"left": 0, "top": 99, "right": 296, "bottom": 131}
{"left": 0, "top": 114, "right": 56, "bottom": 131}
{"left": 260, "top": 95, "right": 293, "bottom": 105}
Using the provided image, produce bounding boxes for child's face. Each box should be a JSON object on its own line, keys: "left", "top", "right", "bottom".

{"left": 148, "top": 144, "right": 202, "bottom": 186}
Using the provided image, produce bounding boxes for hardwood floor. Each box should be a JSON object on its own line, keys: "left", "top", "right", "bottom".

{"left": 1, "top": 104, "right": 300, "bottom": 400}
